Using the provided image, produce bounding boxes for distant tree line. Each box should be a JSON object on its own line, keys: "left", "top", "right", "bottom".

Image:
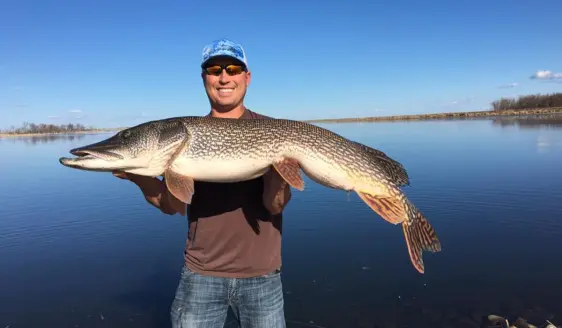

{"left": 492, "top": 92, "right": 562, "bottom": 111}
{"left": 1, "top": 122, "right": 96, "bottom": 134}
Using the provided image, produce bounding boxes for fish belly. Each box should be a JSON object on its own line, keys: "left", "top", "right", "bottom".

{"left": 170, "top": 156, "right": 272, "bottom": 183}
{"left": 296, "top": 156, "right": 355, "bottom": 191}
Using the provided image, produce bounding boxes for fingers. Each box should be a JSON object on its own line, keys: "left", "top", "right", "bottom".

{"left": 112, "top": 171, "right": 129, "bottom": 180}
{"left": 262, "top": 169, "right": 290, "bottom": 215}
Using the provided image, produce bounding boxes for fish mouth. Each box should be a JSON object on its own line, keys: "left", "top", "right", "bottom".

{"left": 69, "top": 148, "right": 124, "bottom": 161}
{"left": 58, "top": 147, "right": 125, "bottom": 171}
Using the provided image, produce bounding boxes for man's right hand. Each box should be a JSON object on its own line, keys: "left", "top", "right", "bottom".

{"left": 113, "top": 171, "right": 156, "bottom": 186}
{"left": 112, "top": 171, "right": 130, "bottom": 180}
{"left": 111, "top": 171, "right": 182, "bottom": 215}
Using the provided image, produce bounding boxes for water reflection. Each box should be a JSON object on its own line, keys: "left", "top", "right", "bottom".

{"left": 1, "top": 118, "right": 562, "bottom": 327}
{"left": 0, "top": 133, "right": 90, "bottom": 146}
{"left": 491, "top": 114, "right": 562, "bottom": 130}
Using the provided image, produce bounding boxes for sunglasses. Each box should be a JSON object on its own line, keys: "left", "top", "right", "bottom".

{"left": 203, "top": 64, "right": 247, "bottom": 76}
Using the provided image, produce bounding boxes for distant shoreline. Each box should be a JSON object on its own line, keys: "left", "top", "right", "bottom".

{"left": 2, "top": 107, "right": 562, "bottom": 137}
{"left": 0, "top": 128, "right": 122, "bottom": 138}
{"left": 303, "top": 107, "right": 562, "bottom": 123}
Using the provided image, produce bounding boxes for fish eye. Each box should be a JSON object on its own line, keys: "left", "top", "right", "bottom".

{"left": 121, "top": 130, "right": 131, "bottom": 138}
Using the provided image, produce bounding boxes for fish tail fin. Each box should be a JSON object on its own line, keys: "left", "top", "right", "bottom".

{"left": 401, "top": 201, "right": 442, "bottom": 274}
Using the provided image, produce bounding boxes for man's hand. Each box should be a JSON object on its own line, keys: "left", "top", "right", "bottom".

{"left": 113, "top": 171, "right": 130, "bottom": 180}
{"left": 262, "top": 167, "right": 291, "bottom": 215}
{"left": 111, "top": 171, "right": 180, "bottom": 215}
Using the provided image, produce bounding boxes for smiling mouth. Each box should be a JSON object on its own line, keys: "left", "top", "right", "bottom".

{"left": 217, "top": 87, "right": 235, "bottom": 95}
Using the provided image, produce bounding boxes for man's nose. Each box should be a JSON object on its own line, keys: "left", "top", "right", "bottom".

{"left": 218, "top": 70, "right": 230, "bottom": 83}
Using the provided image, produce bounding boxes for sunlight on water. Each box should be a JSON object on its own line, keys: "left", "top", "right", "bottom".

{"left": 1, "top": 116, "right": 561, "bottom": 327}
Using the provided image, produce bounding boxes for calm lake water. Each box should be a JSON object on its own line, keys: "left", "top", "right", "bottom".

{"left": 1, "top": 115, "right": 562, "bottom": 328}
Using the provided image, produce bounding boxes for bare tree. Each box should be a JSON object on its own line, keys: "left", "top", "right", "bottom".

{"left": 0, "top": 122, "right": 96, "bottom": 134}
{"left": 492, "top": 92, "right": 562, "bottom": 111}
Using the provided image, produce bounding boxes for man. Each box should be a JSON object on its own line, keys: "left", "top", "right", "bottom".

{"left": 113, "top": 38, "right": 291, "bottom": 328}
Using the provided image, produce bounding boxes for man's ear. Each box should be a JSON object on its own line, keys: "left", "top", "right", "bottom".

{"left": 246, "top": 70, "right": 252, "bottom": 87}
{"left": 201, "top": 71, "right": 209, "bottom": 88}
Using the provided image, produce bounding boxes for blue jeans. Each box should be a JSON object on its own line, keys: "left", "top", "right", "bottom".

{"left": 170, "top": 266, "right": 286, "bottom": 328}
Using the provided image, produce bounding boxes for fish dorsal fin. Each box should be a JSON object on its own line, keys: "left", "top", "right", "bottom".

{"left": 356, "top": 143, "right": 410, "bottom": 187}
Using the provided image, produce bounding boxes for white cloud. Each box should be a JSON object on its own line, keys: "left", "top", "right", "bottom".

{"left": 68, "top": 109, "right": 82, "bottom": 113}
{"left": 530, "top": 70, "right": 562, "bottom": 80}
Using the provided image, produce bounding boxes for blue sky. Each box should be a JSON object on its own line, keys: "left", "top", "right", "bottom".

{"left": 1, "top": 0, "right": 561, "bottom": 129}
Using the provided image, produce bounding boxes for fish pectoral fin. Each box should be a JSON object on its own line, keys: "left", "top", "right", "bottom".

{"left": 164, "top": 169, "right": 195, "bottom": 207}
{"left": 166, "top": 190, "right": 188, "bottom": 216}
{"left": 356, "top": 191, "right": 406, "bottom": 225}
{"left": 273, "top": 157, "right": 305, "bottom": 191}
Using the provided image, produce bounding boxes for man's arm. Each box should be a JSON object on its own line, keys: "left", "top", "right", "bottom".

{"left": 113, "top": 172, "right": 183, "bottom": 215}
{"left": 262, "top": 168, "right": 292, "bottom": 215}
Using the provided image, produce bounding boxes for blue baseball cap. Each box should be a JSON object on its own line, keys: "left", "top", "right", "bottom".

{"left": 201, "top": 38, "right": 248, "bottom": 68}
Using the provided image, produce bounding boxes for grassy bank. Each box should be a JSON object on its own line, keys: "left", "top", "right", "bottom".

{"left": 0, "top": 128, "right": 121, "bottom": 137}
{"left": 306, "top": 92, "right": 562, "bottom": 123}
{"left": 304, "top": 106, "right": 562, "bottom": 123}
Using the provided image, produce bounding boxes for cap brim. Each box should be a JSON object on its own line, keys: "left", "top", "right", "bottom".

{"left": 201, "top": 55, "right": 246, "bottom": 68}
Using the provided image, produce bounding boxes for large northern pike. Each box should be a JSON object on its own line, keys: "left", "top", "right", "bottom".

{"left": 59, "top": 116, "right": 442, "bottom": 273}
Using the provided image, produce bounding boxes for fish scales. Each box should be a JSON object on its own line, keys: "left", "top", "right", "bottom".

{"left": 58, "top": 115, "right": 441, "bottom": 274}
{"left": 178, "top": 117, "right": 400, "bottom": 188}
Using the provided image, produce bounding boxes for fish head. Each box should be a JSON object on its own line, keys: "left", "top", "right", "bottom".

{"left": 59, "top": 119, "right": 189, "bottom": 176}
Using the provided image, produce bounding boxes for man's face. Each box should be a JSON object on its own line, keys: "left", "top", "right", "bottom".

{"left": 201, "top": 56, "right": 251, "bottom": 112}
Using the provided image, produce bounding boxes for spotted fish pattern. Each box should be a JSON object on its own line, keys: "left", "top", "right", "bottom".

{"left": 167, "top": 115, "right": 442, "bottom": 274}
{"left": 61, "top": 114, "right": 442, "bottom": 273}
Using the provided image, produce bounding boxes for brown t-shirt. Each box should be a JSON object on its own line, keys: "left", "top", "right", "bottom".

{"left": 183, "top": 109, "right": 284, "bottom": 278}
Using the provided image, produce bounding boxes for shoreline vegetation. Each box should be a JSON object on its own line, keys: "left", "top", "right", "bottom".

{"left": 305, "top": 92, "right": 562, "bottom": 123}
{"left": 0, "top": 122, "right": 122, "bottom": 137}
{"left": 305, "top": 106, "right": 562, "bottom": 123}
{"left": 2, "top": 93, "right": 562, "bottom": 136}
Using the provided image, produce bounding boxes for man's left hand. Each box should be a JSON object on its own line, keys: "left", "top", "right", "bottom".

{"left": 262, "top": 167, "right": 291, "bottom": 215}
